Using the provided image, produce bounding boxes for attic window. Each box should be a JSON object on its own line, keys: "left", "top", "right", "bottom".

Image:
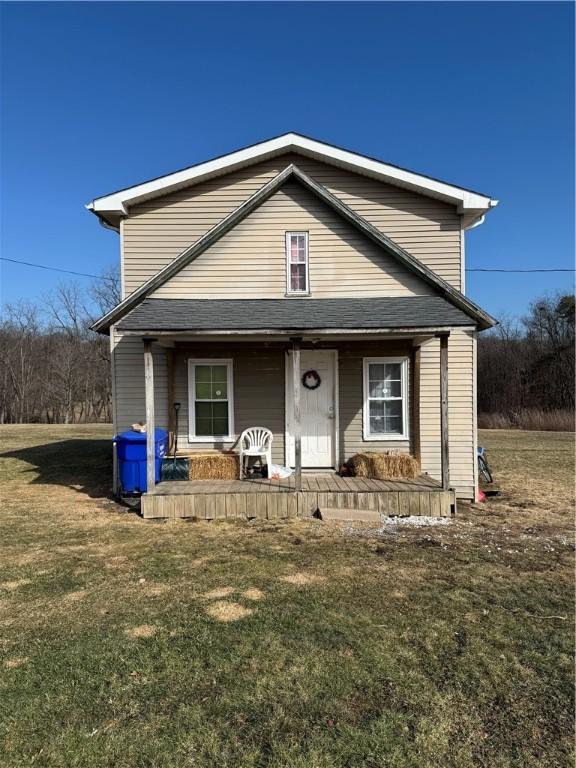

{"left": 286, "top": 232, "right": 309, "bottom": 294}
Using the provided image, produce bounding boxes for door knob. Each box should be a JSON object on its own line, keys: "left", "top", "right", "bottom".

{"left": 328, "top": 406, "right": 335, "bottom": 420}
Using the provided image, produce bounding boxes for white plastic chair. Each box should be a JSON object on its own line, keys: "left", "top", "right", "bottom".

{"left": 239, "top": 427, "right": 273, "bottom": 479}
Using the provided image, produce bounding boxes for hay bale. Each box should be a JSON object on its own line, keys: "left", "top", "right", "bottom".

{"left": 351, "top": 451, "right": 420, "bottom": 480}
{"left": 188, "top": 452, "right": 239, "bottom": 480}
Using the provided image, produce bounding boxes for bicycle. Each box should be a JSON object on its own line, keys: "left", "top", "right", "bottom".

{"left": 477, "top": 446, "right": 493, "bottom": 484}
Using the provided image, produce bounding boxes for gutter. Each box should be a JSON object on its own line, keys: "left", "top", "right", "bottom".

{"left": 87, "top": 205, "right": 120, "bottom": 232}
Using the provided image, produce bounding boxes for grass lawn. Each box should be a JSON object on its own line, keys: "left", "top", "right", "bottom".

{"left": 0, "top": 425, "right": 574, "bottom": 768}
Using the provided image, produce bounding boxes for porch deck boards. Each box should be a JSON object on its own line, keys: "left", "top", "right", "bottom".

{"left": 148, "top": 473, "right": 441, "bottom": 495}
{"left": 141, "top": 473, "right": 455, "bottom": 520}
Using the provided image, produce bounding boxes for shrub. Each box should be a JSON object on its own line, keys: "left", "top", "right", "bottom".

{"left": 478, "top": 408, "right": 575, "bottom": 431}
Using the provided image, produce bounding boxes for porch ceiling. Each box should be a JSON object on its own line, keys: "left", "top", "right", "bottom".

{"left": 115, "top": 296, "right": 476, "bottom": 334}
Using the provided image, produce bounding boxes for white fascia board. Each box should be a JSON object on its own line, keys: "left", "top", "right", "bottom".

{"left": 86, "top": 133, "right": 496, "bottom": 218}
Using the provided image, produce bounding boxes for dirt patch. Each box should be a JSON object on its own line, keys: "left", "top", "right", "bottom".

{"left": 0, "top": 579, "right": 32, "bottom": 591}
{"left": 205, "top": 601, "right": 253, "bottom": 622}
{"left": 124, "top": 624, "right": 157, "bottom": 639}
{"left": 4, "top": 656, "right": 28, "bottom": 669}
{"left": 280, "top": 572, "right": 327, "bottom": 587}
{"left": 105, "top": 556, "right": 129, "bottom": 570}
{"left": 242, "top": 588, "right": 265, "bottom": 601}
{"left": 202, "top": 587, "right": 235, "bottom": 600}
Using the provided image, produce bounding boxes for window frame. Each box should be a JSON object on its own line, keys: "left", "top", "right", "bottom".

{"left": 187, "top": 358, "right": 235, "bottom": 442}
{"left": 285, "top": 231, "right": 310, "bottom": 295}
{"left": 362, "top": 356, "right": 409, "bottom": 441}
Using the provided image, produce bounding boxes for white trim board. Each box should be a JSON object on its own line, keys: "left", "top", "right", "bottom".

{"left": 87, "top": 133, "right": 497, "bottom": 228}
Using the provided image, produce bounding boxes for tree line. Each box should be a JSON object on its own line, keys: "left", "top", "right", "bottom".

{"left": 1, "top": 275, "right": 574, "bottom": 429}
{"left": 0, "top": 268, "right": 120, "bottom": 424}
{"left": 477, "top": 293, "right": 575, "bottom": 430}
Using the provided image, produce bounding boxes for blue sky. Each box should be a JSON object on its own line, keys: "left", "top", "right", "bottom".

{"left": 1, "top": 1, "right": 574, "bottom": 320}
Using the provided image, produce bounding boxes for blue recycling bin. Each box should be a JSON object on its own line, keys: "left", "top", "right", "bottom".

{"left": 114, "top": 429, "right": 168, "bottom": 493}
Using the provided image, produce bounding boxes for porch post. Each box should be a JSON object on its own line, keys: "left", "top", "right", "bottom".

{"left": 438, "top": 332, "right": 450, "bottom": 490}
{"left": 143, "top": 338, "right": 156, "bottom": 493}
{"left": 166, "top": 348, "right": 176, "bottom": 453}
{"left": 410, "top": 344, "right": 421, "bottom": 464}
{"left": 291, "top": 337, "right": 302, "bottom": 492}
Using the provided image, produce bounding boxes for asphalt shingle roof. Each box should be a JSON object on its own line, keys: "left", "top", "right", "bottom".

{"left": 116, "top": 297, "right": 475, "bottom": 332}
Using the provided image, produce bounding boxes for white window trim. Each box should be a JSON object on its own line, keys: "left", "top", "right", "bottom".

{"left": 188, "top": 359, "right": 235, "bottom": 442}
{"left": 285, "top": 231, "right": 309, "bottom": 295}
{"left": 362, "top": 356, "right": 409, "bottom": 441}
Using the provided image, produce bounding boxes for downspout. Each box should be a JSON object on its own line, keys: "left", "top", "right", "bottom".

{"left": 99, "top": 217, "right": 120, "bottom": 233}
{"left": 465, "top": 214, "right": 485, "bottom": 230}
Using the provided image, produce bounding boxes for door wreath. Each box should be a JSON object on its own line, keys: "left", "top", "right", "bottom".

{"left": 302, "top": 369, "right": 321, "bottom": 390}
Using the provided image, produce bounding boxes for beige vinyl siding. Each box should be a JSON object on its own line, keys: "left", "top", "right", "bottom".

{"left": 112, "top": 338, "right": 413, "bottom": 465}
{"left": 122, "top": 153, "right": 462, "bottom": 296}
{"left": 419, "top": 329, "right": 476, "bottom": 499}
{"left": 176, "top": 341, "right": 413, "bottom": 460}
{"left": 111, "top": 333, "right": 475, "bottom": 498}
{"left": 151, "top": 183, "right": 436, "bottom": 299}
{"left": 335, "top": 341, "right": 412, "bottom": 458}
{"left": 111, "top": 329, "right": 169, "bottom": 432}
{"left": 173, "top": 343, "right": 286, "bottom": 462}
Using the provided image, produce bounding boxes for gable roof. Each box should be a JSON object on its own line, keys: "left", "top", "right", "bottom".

{"left": 87, "top": 132, "right": 497, "bottom": 230}
{"left": 91, "top": 164, "right": 497, "bottom": 334}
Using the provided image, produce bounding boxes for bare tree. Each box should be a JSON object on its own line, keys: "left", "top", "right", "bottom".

{"left": 478, "top": 292, "right": 575, "bottom": 423}
{"left": 0, "top": 266, "right": 118, "bottom": 424}
{"left": 88, "top": 265, "right": 122, "bottom": 318}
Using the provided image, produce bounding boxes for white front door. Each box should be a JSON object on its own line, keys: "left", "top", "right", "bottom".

{"left": 286, "top": 350, "right": 336, "bottom": 468}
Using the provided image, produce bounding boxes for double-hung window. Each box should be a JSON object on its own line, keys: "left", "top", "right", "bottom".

{"left": 286, "top": 232, "right": 309, "bottom": 294}
{"left": 363, "top": 357, "right": 408, "bottom": 440}
{"left": 188, "top": 360, "right": 234, "bottom": 441}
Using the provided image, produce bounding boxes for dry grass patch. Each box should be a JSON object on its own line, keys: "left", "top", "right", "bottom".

{"left": 62, "top": 589, "right": 87, "bottom": 603}
{"left": 0, "top": 579, "right": 32, "bottom": 591}
{"left": 280, "top": 572, "right": 327, "bottom": 586}
{"left": 202, "top": 586, "right": 235, "bottom": 600}
{"left": 190, "top": 556, "right": 212, "bottom": 567}
{"left": 242, "top": 588, "right": 265, "bottom": 601}
{"left": 205, "top": 601, "right": 253, "bottom": 622}
{"left": 139, "top": 583, "right": 170, "bottom": 597}
{"left": 124, "top": 624, "right": 157, "bottom": 639}
{"left": 2, "top": 551, "right": 44, "bottom": 568}
{"left": 4, "top": 656, "right": 28, "bottom": 669}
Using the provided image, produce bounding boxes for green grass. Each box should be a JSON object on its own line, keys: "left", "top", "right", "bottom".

{"left": 0, "top": 425, "right": 574, "bottom": 767}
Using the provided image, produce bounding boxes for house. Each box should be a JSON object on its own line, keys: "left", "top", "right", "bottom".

{"left": 89, "top": 133, "right": 497, "bottom": 519}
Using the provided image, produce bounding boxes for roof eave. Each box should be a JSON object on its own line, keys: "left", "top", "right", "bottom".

{"left": 86, "top": 133, "right": 496, "bottom": 223}
{"left": 115, "top": 325, "right": 477, "bottom": 338}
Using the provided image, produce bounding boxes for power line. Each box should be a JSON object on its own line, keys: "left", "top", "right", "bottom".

{"left": 0, "top": 257, "right": 114, "bottom": 281}
{"left": 2, "top": 255, "right": 573, "bottom": 279}
{"left": 466, "top": 267, "right": 574, "bottom": 273}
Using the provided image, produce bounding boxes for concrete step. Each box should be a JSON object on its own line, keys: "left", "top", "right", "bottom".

{"left": 319, "top": 507, "right": 381, "bottom": 523}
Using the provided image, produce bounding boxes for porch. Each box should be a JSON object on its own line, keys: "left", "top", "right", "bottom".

{"left": 110, "top": 295, "right": 478, "bottom": 514}
{"left": 141, "top": 472, "right": 455, "bottom": 519}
